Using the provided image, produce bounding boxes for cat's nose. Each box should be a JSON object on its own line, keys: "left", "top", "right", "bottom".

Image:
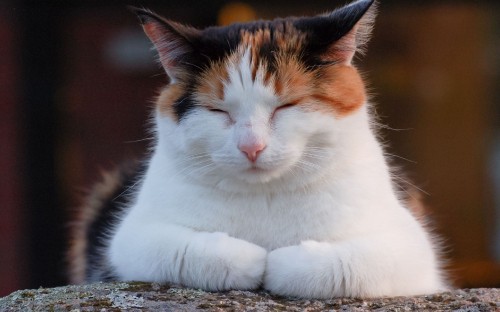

{"left": 238, "top": 142, "right": 266, "bottom": 162}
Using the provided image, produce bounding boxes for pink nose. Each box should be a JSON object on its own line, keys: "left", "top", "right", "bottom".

{"left": 238, "top": 142, "right": 266, "bottom": 162}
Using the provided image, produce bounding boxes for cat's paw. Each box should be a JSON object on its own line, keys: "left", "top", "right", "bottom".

{"left": 264, "top": 241, "right": 339, "bottom": 298}
{"left": 184, "top": 232, "right": 267, "bottom": 291}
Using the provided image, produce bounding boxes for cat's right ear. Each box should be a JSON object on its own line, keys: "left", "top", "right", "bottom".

{"left": 129, "top": 7, "right": 201, "bottom": 82}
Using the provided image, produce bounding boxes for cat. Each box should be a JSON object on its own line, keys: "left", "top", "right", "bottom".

{"left": 68, "top": 0, "right": 449, "bottom": 299}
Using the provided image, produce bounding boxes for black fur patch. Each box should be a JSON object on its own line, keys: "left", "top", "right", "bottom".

{"left": 85, "top": 161, "right": 146, "bottom": 282}
{"left": 173, "top": 92, "right": 197, "bottom": 122}
{"left": 294, "top": 0, "right": 374, "bottom": 67}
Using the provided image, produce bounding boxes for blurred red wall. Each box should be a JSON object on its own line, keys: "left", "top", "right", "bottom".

{"left": 0, "top": 9, "right": 27, "bottom": 295}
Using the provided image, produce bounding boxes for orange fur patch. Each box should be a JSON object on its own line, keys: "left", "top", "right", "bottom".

{"left": 274, "top": 54, "right": 313, "bottom": 104}
{"left": 156, "top": 84, "right": 186, "bottom": 121}
{"left": 313, "top": 65, "right": 366, "bottom": 116}
{"left": 271, "top": 59, "right": 366, "bottom": 117}
{"left": 196, "top": 61, "right": 229, "bottom": 104}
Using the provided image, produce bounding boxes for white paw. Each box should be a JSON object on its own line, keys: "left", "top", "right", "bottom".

{"left": 183, "top": 232, "right": 267, "bottom": 291}
{"left": 264, "top": 241, "right": 339, "bottom": 298}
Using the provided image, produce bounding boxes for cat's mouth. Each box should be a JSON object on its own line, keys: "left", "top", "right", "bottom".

{"left": 244, "top": 162, "right": 281, "bottom": 176}
{"left": 241, "top": 158, "right": 293, "bottom": 178}
{"left": 246, "top": 166, "right": 268, "bottom": 173}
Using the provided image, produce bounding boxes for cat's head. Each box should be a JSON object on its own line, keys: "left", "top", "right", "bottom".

{"left": 134, "top": 0, "right": 377, "bottom": 191}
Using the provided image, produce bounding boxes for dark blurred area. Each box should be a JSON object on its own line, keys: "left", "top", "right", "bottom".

{"left": 0, "top": 0, "right": 499, "bottom": 296}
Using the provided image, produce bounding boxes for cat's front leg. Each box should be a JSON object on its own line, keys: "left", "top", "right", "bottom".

{"left": 109, "top": 223, "right": 267, "bottom": 291}
{"left": 266, "top": 241, "right": 389, "bottom": 299}
{"left": 178, "top": 231, "right": 268, "bottom": 290}
{"left": 264, "top": 241, "right": 346, "bottom": 299}
{"left": 264, "top": 237, "right": 442, "bottom": 299}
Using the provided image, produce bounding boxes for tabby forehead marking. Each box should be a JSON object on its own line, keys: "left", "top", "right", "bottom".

{"left": 222, "top": 47, "right": 278, "bottom": 110}
{"left": 238, "top": 23, "right": 307, "bottom": 83}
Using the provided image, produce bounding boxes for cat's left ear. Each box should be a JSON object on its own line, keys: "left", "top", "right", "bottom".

{"left": 130, "top": 7, "right": 201, "bottom": 82}
{"left": 294, "top": 0, "right": 377, "bottom": 65}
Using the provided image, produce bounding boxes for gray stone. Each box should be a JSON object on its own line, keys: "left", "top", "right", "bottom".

{"left": 0, "top": 282, "right": 498, "bottom": 311}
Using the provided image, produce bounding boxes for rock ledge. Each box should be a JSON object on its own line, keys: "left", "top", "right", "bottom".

{"left": 0, "top": 282, "right": 498, "bottom": 311}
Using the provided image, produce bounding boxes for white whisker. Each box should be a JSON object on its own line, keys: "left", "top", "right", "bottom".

{"left": 112, "top": 179, "right": 142, "bottom": 201}
{"left": 371, "top": 121, "right": 413, "bottom": 131}
{"left": 185, "top": 162, "right": 217, "bottom": 177}
{"left": 124, "top": 137, "right": 155, "bottom": 144}
{"left": 392, "top": 175, "right": 430, "bottom": 196}
{"left": 385, "top": 153, "right": 416, "bottom": 164}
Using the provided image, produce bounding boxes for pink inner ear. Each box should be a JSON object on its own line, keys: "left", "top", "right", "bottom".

{"left": 143, "top": 23, "right": 164, "bottom": 45}
{"left": 323, "top": 25, "right": 358, "bottom": 65}
{"left": 143, "top": 23, "right": 175, "bottom": 68}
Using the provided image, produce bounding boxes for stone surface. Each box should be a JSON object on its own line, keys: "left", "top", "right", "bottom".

{"left": 0, "top": 282, "right": 498, "bottom": 311}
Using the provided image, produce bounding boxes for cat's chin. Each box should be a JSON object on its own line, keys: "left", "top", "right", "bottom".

{"left": 211, "top": 164, "right": 317, "bottom": 194}
{"left": 239, "top": 166, "right": 282, "bottom": 184}
{"left": 213, "top": 163, "right": 286, "bottom": 186}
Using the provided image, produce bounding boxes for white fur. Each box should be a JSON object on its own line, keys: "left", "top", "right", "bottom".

{"left": 109, "top": 50, "right": 447, "bottom": 298}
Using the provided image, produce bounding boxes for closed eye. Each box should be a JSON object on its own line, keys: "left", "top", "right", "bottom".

{"left": 276, "top": 103, "right": 295, "bottom": 111}
{"left": 271, "top": 103, "right": 295, "bottom": 120}
{"left": 208, "top": 108, "right": 227, "bottom": 114}
{"left": 206, "top": 106, "right": 234, "bottom": 124}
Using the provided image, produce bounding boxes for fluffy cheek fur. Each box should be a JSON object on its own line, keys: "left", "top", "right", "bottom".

{"left": 263, "top": 108, "right": 341, "bottom": 175}
{"left": 173, "top": 111, "right": 226, "bottom": 154}
{"left": 167, "top": 105, "right": 341, "bottom": 186}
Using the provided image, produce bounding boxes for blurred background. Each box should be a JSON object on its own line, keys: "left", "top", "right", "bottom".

{"left": 1, "top": 0, "right": 499, "bottom": 296}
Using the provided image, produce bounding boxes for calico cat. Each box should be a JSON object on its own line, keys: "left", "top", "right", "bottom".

{"left": 68, "top": 0, "right": 448, "bottom": 298}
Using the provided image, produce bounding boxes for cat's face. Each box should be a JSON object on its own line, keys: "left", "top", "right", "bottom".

{"left": 136, "top": 0, "right": 376, "bottom": 188}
